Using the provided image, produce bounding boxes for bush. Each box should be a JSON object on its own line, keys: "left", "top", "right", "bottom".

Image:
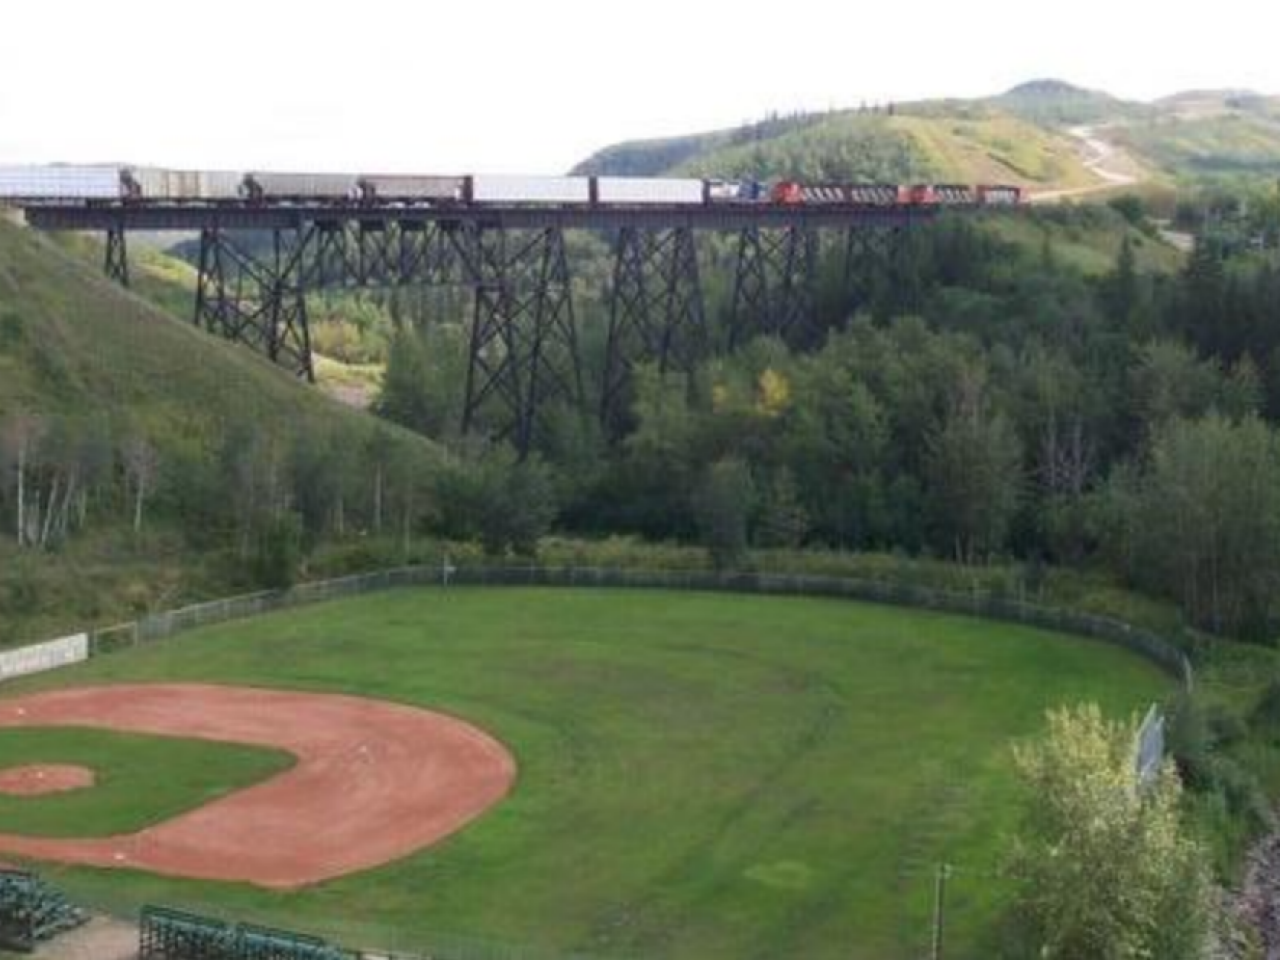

{"left": 433, "top": 447, "right": 558, "bottom": 558}
{"left": 693, "top": 458, "right": 755, "bottom": 570}
{"left": 1208, "top": 756, "right": 1273, "bottom": 832}
{"left": 1167, "top": 692, "right": 1216, "bottom": 790}
{"left": 252, "top": 513, "right": 303, "bottom": 590}
{"left": 1252, "top": 675, "right": 1280, "bottom": 738}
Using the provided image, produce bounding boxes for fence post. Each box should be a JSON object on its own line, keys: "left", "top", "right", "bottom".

{"left": 931, "top": 862, "right": 951, "bottom": 960}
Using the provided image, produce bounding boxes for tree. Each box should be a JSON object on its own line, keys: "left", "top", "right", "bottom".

{"left": 486, "top": 457, "right": 557, "bottom": 558}
{"left": 1178, "top": 236, "right": 1231, "bottom": 357}
{"left": 755, "top": 468, "right": 809, "bottom": 549}
{"left": 1004, "top": 704, "right": 1214, "bottom": 960}
{"left": 217, "top": 422, "right": 286, "bottom": 558}
{"left": 375, "top": 327, "right": 434, "bottom": 434}
{"left": 365, "top": 427, "right": 398, "bottom": 537}
{"left": 384, "top": 436, "right": 433, "bottom": 558}
{"left": 252, "top": 511, "right": 303, "bottom": 590}
{"left": 120, "top": 435, "right": 159, "bottom": 540}
{"left": 924, "top": 368, "right": 1022, "bottom": 564}
{"left": 1105, "top": 414, "right": 1280, "bottom": 636}
{"left": 433, "top": 445, "right": 557, "bottom": 558}
{"left": 1101, "top": 235, "right": 1140, "bottom": 332}
{"left": 693, "top": 458, "right": 754, "bottom": 570}
{"left": 0, "top": 411, "right": 43, "bottom": 547}
{"left": 1129, "top": 340, "right": 1229, "bottom": 439}
{"left": 374, "top": 325, "right": 467, "bottom": 441}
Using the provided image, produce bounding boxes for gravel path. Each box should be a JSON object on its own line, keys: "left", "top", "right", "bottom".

{"left": 1238, "top": 832, "right": 1280, "bottom": 959}
{"left": 29, "top": 916, "right": 135, "bottom": 960}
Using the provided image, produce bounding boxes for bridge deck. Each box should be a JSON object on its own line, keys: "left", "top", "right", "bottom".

{"left": 17, "top": 201, "right": 942, "bottom": 232}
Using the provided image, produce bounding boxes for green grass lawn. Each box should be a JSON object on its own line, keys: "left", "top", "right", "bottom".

{"left": 0, "top": 728, "right": 292, "bottom": 837}
{"left": 0, "top": 587, "right": 1168, "bottom": 959}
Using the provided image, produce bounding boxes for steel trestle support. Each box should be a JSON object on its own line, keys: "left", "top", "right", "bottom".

{"left": 600, "top": 227, "right": 705, "bottom": 433}
{"left": 306, "top": 220, "right": 460, "bottom": 289}
{"left": 194, "top": 226, "right": 316, "bottom": 381}
{"left": 729, "top": 225, "right": 819, "bottom": 350}
{"left": 454, "top": 225, "right": 583, "bottom": 456}
{"left": 104, "top": 225, "right": 130, "bottom": 287}
{"left": 842, "top": 224, "right": 904, "bottom": 320}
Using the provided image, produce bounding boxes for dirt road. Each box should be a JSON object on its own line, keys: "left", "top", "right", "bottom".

{"left": 1031, "top": 124, "right": 1144, "bottom": 203}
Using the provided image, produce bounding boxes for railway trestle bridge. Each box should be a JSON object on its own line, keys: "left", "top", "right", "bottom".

{"left": 22, "top": 202, "right": 944, "bottom": 452}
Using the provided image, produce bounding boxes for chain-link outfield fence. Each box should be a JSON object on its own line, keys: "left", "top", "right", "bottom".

{"left": 86, "top": 562, "right": 1193, "bottom": 688}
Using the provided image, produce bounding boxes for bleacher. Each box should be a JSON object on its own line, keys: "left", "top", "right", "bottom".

{"left": 0, "top": 868, "right": 89, "bottom": 952}
{"left": 140, "top": 906, "right": 351, "bottom": 960}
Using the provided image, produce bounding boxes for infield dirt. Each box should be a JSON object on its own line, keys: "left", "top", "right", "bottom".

{"left": 0, "top": 684, "right": 516, "bottom": 888}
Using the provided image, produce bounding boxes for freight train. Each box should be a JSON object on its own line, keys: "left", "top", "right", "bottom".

{"left": 0, "top": 164, "right": 1026, "bottom": 208}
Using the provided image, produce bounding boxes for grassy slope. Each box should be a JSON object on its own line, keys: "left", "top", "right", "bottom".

{"left": 1113, "top": 112, "right": 1280, "bottom": 178}
{"left": 44, "top": 229, "right": 382, "bottom": 413}
{"left": 578, "top": 84, "right": 1280, "bottom": 191}
{"left": 0, "top": 218, "right": 412, "bottom": 448}
{"left": 0, "top": 728, "right": 292, "bottom": 836}
{"left": 0, "top": 218, "right": 435, "bottom": 646}
{"left": 0, "top": 587, "right": 1168, "bottom": 959}
{"left": 984, "top": 208, "right": 1183, "bottom": 276}
{"left": 581, "top": 107, "right": 1101, "bottom": 191}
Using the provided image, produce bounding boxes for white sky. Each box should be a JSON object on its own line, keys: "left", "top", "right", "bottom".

{"left": 1, "top": 0, "right": 1277, "bottom": 174}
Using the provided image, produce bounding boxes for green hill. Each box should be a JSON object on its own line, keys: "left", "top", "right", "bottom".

{"left": 1112, "top": 105, "right": 1280, "bottom": 179}
{"left": 575, "top": 79, "right": 1280, "bottom": 193}
{"left": 578, "top": 105, "right": 1102, "bottom": 191}
{"left": 987, "top": 79, "right": 1146, "bottom": 126}
{"left": 0, "top": 222, "right": 395, "bottom": 442}
{"left": 0, "top": 217, "right": 436, "bottom": 645}
{"left": 571, "top": 114, "right": 827, "bottom": 177}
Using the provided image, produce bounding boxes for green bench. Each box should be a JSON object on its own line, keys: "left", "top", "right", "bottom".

{"left": 0, "top": 869, "right": 89, "bottom": 953}
{"left": 140, "top": 905, "right": 350, "bottom": 960}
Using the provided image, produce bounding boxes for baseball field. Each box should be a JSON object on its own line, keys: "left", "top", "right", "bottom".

{"left": 0, "top": 586, "right": 1168, "bottom": 958}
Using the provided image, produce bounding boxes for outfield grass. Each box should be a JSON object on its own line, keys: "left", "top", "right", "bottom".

{"left": 0, "top": 728, "right": 292, "bottom": 837}
{"left": 0, "top": 587, "right": 1168, "bottom": 959}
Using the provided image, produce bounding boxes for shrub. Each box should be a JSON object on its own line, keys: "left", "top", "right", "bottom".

{"left": 252, "top": 513, "right": 303, "bottom": 590}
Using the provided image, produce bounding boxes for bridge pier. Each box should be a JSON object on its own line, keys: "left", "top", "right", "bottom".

{"left": 600, "top": 226, "right": 706, "bottom": 434}
{"left": 456, "top": 225, "right": 583, "bottom": 457}
{"left": 842, "top": 225, "right": 904, "bottom": 321}
{"left": 729, "top": 226, "right": 819, "bottom": 350}
{"left": 104, "top": 224, "right": 130, "bottom": 288}
{"left": 193, "top": 226, "right": 315, "bottom": 381}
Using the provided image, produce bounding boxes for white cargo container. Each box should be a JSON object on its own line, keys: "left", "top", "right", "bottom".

{"left": 200, "top": 170, "right": 247, "bottom": 200}
{"left": 470, "top": 175, "right": 590, "bottom": 204}
{"left": 247, "top": 172, "right": 359, "bottom": 200}
{"left": 126, "top": 167, "right": 243, "bottom": 201}
{"left": 359, "top": 175, "right": 464, "bottom": 201}
{"left": 0, "top": 165, "right": 122, "bottom": 200}
{"left": 596, "top": 177, "right": 704, "bottom": 205}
